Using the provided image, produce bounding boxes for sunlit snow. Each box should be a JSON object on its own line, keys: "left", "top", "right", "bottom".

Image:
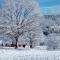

{"left": 0, "top": 48, "right": 60, "bottom": 60}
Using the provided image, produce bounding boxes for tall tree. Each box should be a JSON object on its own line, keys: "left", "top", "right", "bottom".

{"left": 0, "top": 0, "right": 40, "bottom": 48}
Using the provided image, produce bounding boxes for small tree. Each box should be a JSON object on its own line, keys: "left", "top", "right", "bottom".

{"left": 27, "top": 31, "right": 36, "bottom": 48}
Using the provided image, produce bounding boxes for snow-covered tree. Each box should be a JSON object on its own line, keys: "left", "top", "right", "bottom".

{"left": 0, "top": 0, "right": 41, "bottom": 48}
{"left": 46, "top": 34, "right": 60, "bottom": 50}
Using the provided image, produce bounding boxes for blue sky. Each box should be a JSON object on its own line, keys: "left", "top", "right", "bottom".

{"left": 38, "top": 0, "right": 60, "bottom": 7}
{"left": 0, "top": 0, "right": 60, "bottom": 14}
{"left": 0, "top": 0, "right": 4, "bottom": 8}
{"left": 0, "top": 0, "right": 60, "bottom": 7}
{"left": 38, "top": 0, "right": 60, "bottom": 14}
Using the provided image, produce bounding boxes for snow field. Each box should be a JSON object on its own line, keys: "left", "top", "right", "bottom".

{"left": 0, "top": 49, "right": 60, "bottom": 60}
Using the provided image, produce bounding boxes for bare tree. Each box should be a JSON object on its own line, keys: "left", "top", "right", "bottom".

{"left": 0, "top": 0, "right": 40, "bottom": 48}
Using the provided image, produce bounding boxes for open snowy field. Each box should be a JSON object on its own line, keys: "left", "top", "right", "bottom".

{"left": 0, "top": 48, "right": 60, "bottom": 60}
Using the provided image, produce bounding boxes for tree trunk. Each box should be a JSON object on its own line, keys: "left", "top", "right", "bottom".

{"left": 30, "top": 40, "right": 33, "bottom": 48}
{"left": 30, "top": 45, "right": 32, "bottom": 48}
{"left": 15, "top": 37, "right": 18, "bottom": 49}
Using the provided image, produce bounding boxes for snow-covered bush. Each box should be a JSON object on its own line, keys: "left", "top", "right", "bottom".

{"left": 46, "top": 34, "right": 60, "bottom": 50}
{"left": 34, "top": 46, "right": 47, "bottom": 50}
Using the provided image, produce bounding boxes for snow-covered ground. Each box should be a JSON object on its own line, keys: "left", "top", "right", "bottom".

{"left": 0, "top": 48, "right": 60, "bottom": 60}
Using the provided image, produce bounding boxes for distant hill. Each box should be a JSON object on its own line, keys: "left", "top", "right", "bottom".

{"left": 44, "top": 14, "right": 60, "bottom": 20}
